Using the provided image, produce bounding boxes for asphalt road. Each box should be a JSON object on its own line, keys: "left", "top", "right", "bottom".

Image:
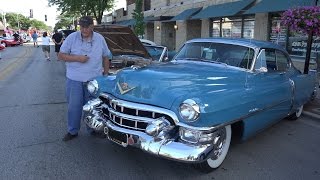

{"left": 0, "top": 45, "right": 319, "bottom": 180}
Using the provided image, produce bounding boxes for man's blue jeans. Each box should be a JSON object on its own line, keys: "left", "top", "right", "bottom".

{"left": 66, "top": 78, "right": 92, "bottom": 135}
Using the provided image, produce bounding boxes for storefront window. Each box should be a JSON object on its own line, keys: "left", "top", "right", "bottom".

{"left": 270, "top": 16, "right": 320, "bottom": 60}
{"left": 222, "top": 18, "right": 242, "bottom": 38}
{"left": 212, "top": 20, "right": 220, "bottom": 37}
{"left": 243, "top": 18, "right": 255, "bottom": 39}
{"left": 211, "top": 16, "right": 254, "bottom": 39}
{"left": 287, "top": 32, "right": 320, "bottom": 60}
{"left": 270, "top": 16, "right": 287, "bottom": 48}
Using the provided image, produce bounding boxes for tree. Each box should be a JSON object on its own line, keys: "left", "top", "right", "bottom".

{"left": 281, "top": 6, "right": 320, "bottom": 74}
{"left": 132, "top": 0, "right": 145, "bottom": 37}
{"left": 49, "top": 0, "right": 115, "bottom": 24}
{"left": 4, "top": 12, "right": 48, "bottom": 31}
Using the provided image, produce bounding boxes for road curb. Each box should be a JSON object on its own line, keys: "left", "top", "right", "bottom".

{"left": 302, "top": 111, "right": 320, "bottom": 120}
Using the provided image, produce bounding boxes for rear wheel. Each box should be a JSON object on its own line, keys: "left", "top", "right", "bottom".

{"left": 194, "top": 125, "right": 232, "bottom": 173}
{"left": 288, "top": 105, "right": 303, "bottom": 120}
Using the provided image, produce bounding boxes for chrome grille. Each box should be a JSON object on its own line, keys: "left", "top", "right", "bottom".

{"left": 99, "top": 93, "right": 177, "bottom": 131}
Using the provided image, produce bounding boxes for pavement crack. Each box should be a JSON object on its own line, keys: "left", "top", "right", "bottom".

{"left": 16, "top": 139, "right": 60, "bottom": 149}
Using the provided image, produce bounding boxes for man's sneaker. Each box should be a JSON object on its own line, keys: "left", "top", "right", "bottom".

{"left": 90, "top": 131, "right": 106, "bottom": 139}
{"left": 62, "top": 133, "right": 78, "bottom": 141}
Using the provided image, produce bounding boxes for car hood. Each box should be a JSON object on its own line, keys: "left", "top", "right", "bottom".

{"left": 94, "top": 25, "right": 151, "bottom": 58}
{"left": 100, "top": 61, "right": 247, "bottom": 109}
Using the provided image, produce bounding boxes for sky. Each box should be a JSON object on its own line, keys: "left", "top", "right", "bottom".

{"left": 0, "top": 0, "right": 126, "bottom": 28}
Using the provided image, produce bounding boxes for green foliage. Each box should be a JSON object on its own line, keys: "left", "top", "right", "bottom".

{"left": 54, "top": 15, "right": 76, "bottom": 30}
{"left": 132, "top": 0, "right": 144, "bottom": 37}
{"left": 49, "top": 0, "right": 115, "bottom": 25}
{"left": 4, "top": 12, "right": 48, "bottom": 31}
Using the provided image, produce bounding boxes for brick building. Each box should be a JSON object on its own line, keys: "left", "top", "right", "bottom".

{"left": 105, "top": 0, "right": 319, "bottom": 62}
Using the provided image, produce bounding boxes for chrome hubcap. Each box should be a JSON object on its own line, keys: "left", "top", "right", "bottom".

{"left": 211, "top": 127, "right": 227, "bottom": 160}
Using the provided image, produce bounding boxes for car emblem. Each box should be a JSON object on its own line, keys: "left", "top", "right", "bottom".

{"left": 117, "top": 82, "right": 136, "bottom": 95}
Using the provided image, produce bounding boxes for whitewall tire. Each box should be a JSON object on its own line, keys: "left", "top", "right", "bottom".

{"left": 195, "top": 125, "right": 232, "bottom": 172}
{"left": 289, "top": 105, "right": 303, "bottom": 120}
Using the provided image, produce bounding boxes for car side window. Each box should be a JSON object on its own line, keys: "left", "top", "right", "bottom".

{"left": 265, "top": 49, "right": 276, "bottom": 71}
{"left": 276, "top": 50, "right": 289, "bottom": 71}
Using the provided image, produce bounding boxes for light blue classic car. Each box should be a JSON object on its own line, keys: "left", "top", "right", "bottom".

{"left": 83, "top": 28, "right": 317, "bottom": 172}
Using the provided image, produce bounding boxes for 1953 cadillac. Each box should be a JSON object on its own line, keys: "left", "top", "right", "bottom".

{"left": 84, "top": 25, "right": 317, "bottom": 172}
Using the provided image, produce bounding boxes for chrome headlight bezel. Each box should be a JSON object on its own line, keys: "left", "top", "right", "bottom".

{"left": 87, "top": 80, "right": 99, "bottom": 95}
{"left": 179, "top": 99, "right": 200, "bottom": 122}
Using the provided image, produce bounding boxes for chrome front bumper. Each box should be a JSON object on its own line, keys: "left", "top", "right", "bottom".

{"left": 83, "top": 99, "right": 215, "bottom": 163}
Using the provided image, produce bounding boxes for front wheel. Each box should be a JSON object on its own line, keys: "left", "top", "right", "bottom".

{"left": 194, "top": 125, "right": 232, "bottom": 173}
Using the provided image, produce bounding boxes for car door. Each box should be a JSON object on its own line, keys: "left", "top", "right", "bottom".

{"left": 248, "top": 49, "right": 292, "bottom": 127}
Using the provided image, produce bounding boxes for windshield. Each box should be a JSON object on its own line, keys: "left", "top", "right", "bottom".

{"left": 174, "top": 42, "right": 255, "bottom": 69}
{"left": 144, "top": 46, "right": 166, "bottom": 61}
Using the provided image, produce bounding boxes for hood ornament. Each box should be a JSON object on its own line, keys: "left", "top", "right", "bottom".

{"left": 117, "top": 82, "right": 136, "bottom": 95}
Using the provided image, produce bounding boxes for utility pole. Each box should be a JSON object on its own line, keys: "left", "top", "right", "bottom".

{"left": 303, "top": 0, "right": 319, "bottom": 74}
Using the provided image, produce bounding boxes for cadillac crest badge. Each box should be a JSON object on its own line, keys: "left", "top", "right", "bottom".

{"left": 117, "top": 82, "right": 136, "bottom": 95}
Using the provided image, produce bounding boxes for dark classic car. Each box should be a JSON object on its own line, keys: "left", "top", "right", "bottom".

{"left": 83, "top": 26, "right": 317, "bottom": 172}
{"left": 94, "top": 25, "right": 169, "bottom": 71}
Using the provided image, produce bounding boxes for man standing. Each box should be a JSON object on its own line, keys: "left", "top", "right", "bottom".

{"left": 58, "top": 16, "right": 111, "bottom": 141}
{"left": 52, "top": 30, "right": 63, "bottom": 58}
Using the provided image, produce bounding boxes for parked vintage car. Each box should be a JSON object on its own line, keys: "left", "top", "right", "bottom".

{"left": 0, "top": 36, "right": 21, "bottom": 47}
{"left": 83, "top": 32, "right": 318, "bottom": 172}
{"left": 93, "top": 25, "right": 170, "bottom": 71}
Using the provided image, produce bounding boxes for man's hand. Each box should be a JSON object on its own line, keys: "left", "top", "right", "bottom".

{"left": 79, "top": 55, "right": 89, "bottom": 63}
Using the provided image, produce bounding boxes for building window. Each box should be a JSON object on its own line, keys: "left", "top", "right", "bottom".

{"left": 144, "top": 0, "right": 151, "bottom": 11}
{"left": 243, "top": 17, "right": 255, "bottom": 39}
{"left": 269, "top": 15, "right": 320, "bottom": 60}
{"left": 166, "top": 0, "right": 170, "bottom": 6}
{"left": 222, "top": 17, "right": 242, "bottom": 38}
{"left": 212, "top": 20, "right": 220, "bottom": 37}
{"left": 269, "top": 16, "right": 287, "bottom": 48}
{"left": 211, "top": 16, "right": 254, "bottom": 39}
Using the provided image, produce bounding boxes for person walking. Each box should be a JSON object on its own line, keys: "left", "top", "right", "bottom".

{"left": 58, "top": 16, "right": 111, "bottom": 141}
{"left": 41, "top": 32, "right": 51, "bottom": 61}
{"left": 52, "top": 30, "right": 63, "bottom": 58}
{"left": 32, "top": 31, "right": 39, "bottom": 47}
{"left": 0, "top": 43, "right": 5, "bottom": 60}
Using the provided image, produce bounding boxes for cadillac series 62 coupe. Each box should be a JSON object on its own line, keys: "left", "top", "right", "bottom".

{"left": 83, "top": 26, "right": 317, "bottom": 172}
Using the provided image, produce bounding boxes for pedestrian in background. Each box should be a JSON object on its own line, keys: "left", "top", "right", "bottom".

{"left": 52, "top": 30, "right": 63, "bottom": 58}
{"left": 58, "top": 16, "right": 111, "bottom": 141}
{"left": 32, "top": 31, "right": 39, "bottom": 47}
{"left": 41, "top": 32, "right": 51, "bottom": 61}
{"left": 0, "top": 43, "right": 5, "bottom": 60}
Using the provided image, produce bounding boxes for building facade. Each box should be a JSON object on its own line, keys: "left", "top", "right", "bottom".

{"left": 106, "top": 0, "right": 319, "bottom": 62}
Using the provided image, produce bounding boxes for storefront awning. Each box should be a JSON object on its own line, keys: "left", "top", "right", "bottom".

{"left": 244, "top": 0, "right": 315, "bottom": 14}
{"left": 191, "top": 0, "right": 255, "bottom": 19}
{"left": 144, "top": 16, "right": 174, "bottom": 22}
{"left": 167, "top": 7, "right": 203, "bottom": 21}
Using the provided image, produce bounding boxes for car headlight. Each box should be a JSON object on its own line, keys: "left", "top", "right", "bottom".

{"left": 179, "top": 127, "right": 201, "bottom": 144}
{"left": 179, "top": 99, "right": 200, "bottom": 121}
{"left": 87, "top": 80, "right": 99, "bottom": 95}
